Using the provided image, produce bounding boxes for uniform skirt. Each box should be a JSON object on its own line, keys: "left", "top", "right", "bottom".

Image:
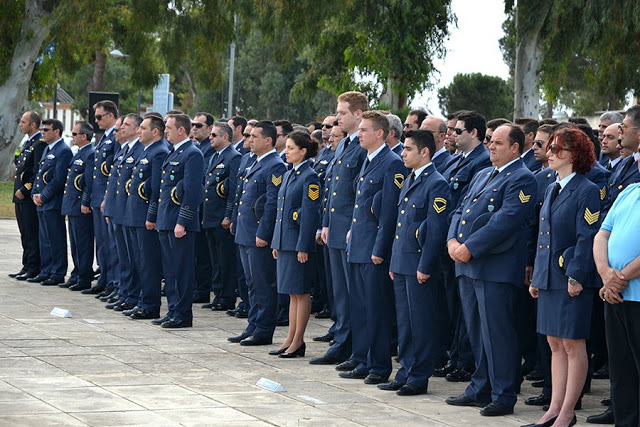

{"left": 537, "top": 287, "right": 595, "bottom": 339}
{"left": 276, "top": 250, "right": 313, "bottom": 295}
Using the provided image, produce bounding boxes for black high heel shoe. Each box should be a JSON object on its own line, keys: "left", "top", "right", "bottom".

{"left": 279, "top": 342, "right": 306, "bottom": 358}
{"left": 521, "top": 415, "right": 557, "bottom": 427}
{"left": 269, "top": 346, "right": 289, "bottom": 356}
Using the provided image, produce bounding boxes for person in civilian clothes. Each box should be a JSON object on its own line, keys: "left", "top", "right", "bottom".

{"left": 338, "top": 111, "right": 405, "bottom": 384}
{"left": 270, "top": 131, "right": 321, "bottom": 358}
{"left": 228, "top": 121, "right": 287, "bottom": 345}
{"left": 31, "top": 119, "right": 73, "bottom": 285}
{"left": 525, "top": 128, "right": 601, "bottom": 427}
{"left": 380, "top": 129, "right": 451, "bottom": 395}
{"left": 156, "top": 114, "right": 204, "bottom": 328}
{"left": 11, "top": 111, "right": 45, "bottom": 280}
{"left": 311, "top": 91, "right": 368, "bottom": 366}
{"left": 60, "top": 121, "right": 95, "bottom": 291}
{"left": 446, "top": 124, "right": 537, "bottom": 417}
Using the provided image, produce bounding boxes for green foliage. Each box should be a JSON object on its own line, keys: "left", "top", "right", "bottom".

{"left": 438, "top": 73, "right": 513, "bottom": 120}
{"left": 0, "top": 0, "right": 26, "bottom": 85}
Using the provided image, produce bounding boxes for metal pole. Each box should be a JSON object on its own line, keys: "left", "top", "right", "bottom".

{"left": 227, "top": 14, "right": 237, "bottom": 117}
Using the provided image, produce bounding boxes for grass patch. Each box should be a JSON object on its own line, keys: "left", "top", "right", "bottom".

{"left": 0, "top": 181, "right": 15, "bottom": 218}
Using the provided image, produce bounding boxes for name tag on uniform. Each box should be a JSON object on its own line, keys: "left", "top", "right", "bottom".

{"left": 215, "top": 163, "right": 225, "bottom": 169}
{"left": 320, "top": 160, "right": 328, "bottom": 165}
{"left": 140, "top": 158, "right": 149, "bottom": 164}
{"left": 104, "top": 140, "right": 112, "bottom": 145}
{"left": 47, "top": 153, "right": 55, "bottom": 159}
{"left": 126, "top": 157, "right": 134, "bottom": 163}
{"left": 170, "top": 161, "right": 180, "bottom": 166}
{"left": 73, "top": 159, "right": 84, "bottom": 165}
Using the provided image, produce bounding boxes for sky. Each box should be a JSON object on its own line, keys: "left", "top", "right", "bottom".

{"left": 411, "top": 0, "right": 510, "bottom": 116}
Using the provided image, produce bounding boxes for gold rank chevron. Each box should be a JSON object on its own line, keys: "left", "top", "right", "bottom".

{"left": 600, "top": 186, "right": 606, "bottom": 201}
{"left": 272, "top": 174, "right": 282, "bottom": 186}
{"left": 433, "top": 197, "right": 447, "bottom": 214}
{"left": 584, "top": 207, "right": 600, "bottom": 225}
{"left": 394, "top": 173, "right": 405, "bottom": 189}
{"left": 518, "top": 190, "right": 531, "bottom": 203}
{"left": 308, "top": 184, "right": 320, "bottom": 201}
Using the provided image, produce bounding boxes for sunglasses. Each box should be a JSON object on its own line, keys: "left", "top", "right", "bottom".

{"left": 322, "top": 124, "right": 333, "bottom": 129}
{"left": 242, "top": 133, "right": 251, "bottom": 138}
{"left": 403, "top": 123, "right": 413, "bottom": 128}
{"left": 94, "top": 112, "right": 111, "bottom": 121}
{"left": 210, "top": 132, "right": 217, "bottom": 138}
{"left": 485, "top": 135, "right": 492, "bottom": 143}
{"left": 453, "top": 128, "right": 466, "bottom": 135}
{"left": 534, "top": 140, "right": 545, "bottom": 148}
{"left": 192, "top": 122, "right": 205, "bottom": 128}
{"left": 71, "top": 132, "right": 86, "bottom": 137}
{"left": 548, "top": 143, "right": 571, "bottom": 154}
{"left": 41, "top": 128, "right": 52, "bottom": 132}
{"left": 619, "top": 123, "right": 640, "bottom": 132}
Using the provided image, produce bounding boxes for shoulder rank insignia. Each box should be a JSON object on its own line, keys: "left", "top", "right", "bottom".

{"left": 600, "top": 186, "right": 606, "bottom": 201}
{"left": 308, "top": 184, "right": 320, "bottom": 201}
{"left": 394, "top": 173, "right": 405, "bottom": 189}
{"left": 584, "top": 207, "right": 600, "bottom": 225}
{"left": 518, "top": 190, "right": 531, "bottom": 203}
{"left": 433, "top": 197, "right": 447, "bottom": 214}
{"left": 272, "top": 174, "right": 282, "bottom": 186}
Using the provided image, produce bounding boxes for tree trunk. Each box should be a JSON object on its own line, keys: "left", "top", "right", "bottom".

{"left": 379, "top": 77, "right": 407, "bottom": 111}
{"left": 90, "top": 49, "right": 107, "bottom": 92}
{"left": 183, "top": 67, "right": 198, "bottom": 108}
{"left": 0, "top": 1, "right": 55, "bottom": 180}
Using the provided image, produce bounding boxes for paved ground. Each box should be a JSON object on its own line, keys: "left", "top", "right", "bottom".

{"left": 0, "top": 219, "right": 609, "bottom": 426}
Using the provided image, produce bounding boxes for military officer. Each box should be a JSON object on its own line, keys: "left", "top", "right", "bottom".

{"left": 202, "top": 121, "right": 242, "bottom": 311}
{"left": 229, "top": 115, "right": 249, "bottom": 155}
{"left": 121, "top": 115, "right": 169, "bottom": 317}
{"left": 30, "top": 119, "right": 73, "bottom": 285}
{"left": 82, "top": 100, "right": 119, "bottom": 295}
{"left": 156, "top": 113, "right": 204, "bottom": 328}
{"left": 312, "top": 91, "right": 368, "bottom": 366}
{"left": 11, "top": 111, "right": 46, "bottom": 280}
{"left": 339, "top": 111, "right": 406, "bottom": 384}
{"left": 445, "top": 124, "right": 537, "bottom": 416}
{"left": 420, "top": 116, "right": 452, "bottom": 173}
{"left": 384, "top": 113, "right": 405, "bottom": 157}
{"left": 60, "top": 121, "right": 95, "bottom": 291}
{"left": 379, "top": 129, "right": 451, "bottom": 395}
{"left": 229, "top": 121, "right": 287, "bottom": 345}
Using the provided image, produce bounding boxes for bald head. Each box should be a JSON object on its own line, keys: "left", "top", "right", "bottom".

{"left": 420, "top": 116, "right": 447, "bottom": 150}
{"left": 601, "top": 123, "right": 621, "bottom": 159}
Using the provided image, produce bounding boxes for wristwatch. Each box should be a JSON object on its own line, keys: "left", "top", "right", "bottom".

{"left": 568, "top": 277, "right": 579, "bottom": 286}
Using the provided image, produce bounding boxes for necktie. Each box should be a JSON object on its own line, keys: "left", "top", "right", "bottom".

{"left": 550, "top": 182, "right": 561, "bottom": 205}
{"left": 209, "top": 151, "right": 219, "bottom": 170}
{"left": 363, "top": 158, "right": 370, "bottom": 170}
{"left": 41, "top": 146, "right": 49, "bottom": 161}
{"left": 343, "top": 137, "right": 350, "bottom": 150}
{"left": 488, "top": 168, "right": 499, "bottom": 183}
{"left": 408, "top": 173, "right": 415, "bottom": 187}
{"left": 606, "top": 161, "right": 612, "bottom": 171}
{"left": 123, "top": 144, "right": 130, "bottom": 157}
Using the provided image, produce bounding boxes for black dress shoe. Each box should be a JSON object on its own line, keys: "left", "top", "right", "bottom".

{"left": 313, "top": 333, "right": 334, "bottom": 342}
{"left": 106, "top": 295, "right": 121, "bottom": 304}
{"left": 480, "top": 401, "right": 514, "bottom": 416}
{"left": 122, "top": 307, "right": 141, "bottom": 316}
{"left": 309, "top": 354, "right": 343, "bottom": 365}
{"left": 16, "top": 271, "right": 38, "bottom": 281}
{"left": 593, "top": 364, "right": 609, "bottom": 379}
{"left": 445, "top": 367, "right": 471, "bottom": 382}
{"left": 82, "top": 284, "right": 105, "bottom": 295}
{"left": 212, "top": 302, "right": 236, "bottom": 311}
{"left": 240, "top": 335, "right": 272, "bottom": 346}
{"left": 161, "top": 318, "right": 193, "bottom": 328}
{"left": 96, "top": 286, "right": 114, "bottom": 298}
{"left": 525, "top": 393, "right": 551, "bottom": 406}
{"left": 526, "top": 369, "right": 544, "bottom": 381}
{"left": 397, "top": 384, "right": 427, "bottom": 396}
{"left": 105, "top": 301, "right": 123, "bottom": 310}
{"left": 129, "top": 309, "right": 160, "bottom": 320}
{"left": 41, "top": 277, "right": 64, "bottom": 286}
{"left": 377, "top": 380, "right": 404, "bottom": 391}
{"left": 235, "top": 309, "right": 249, "bottom": 318}
{"left": 279, "top": 343, "right": 305, "bottom": 358}
{"left": 113, "top": 303, "right": 136, "bottom": 312}
{"left": 586, "top": 409, "right": 614, "bottom": 424}
{"left": 58, "top": 281, "right": 76, "bottom": 288}
{"left": 339, "top": 369, "right": 368, "bottom": 379}
{"left": 192, "top": 295, "right": 210, "bottom": 304}
{"left": 100, "top": 290, "right": 119, "bottom": 302}
{"left": 269, "top": 346, "right": 289, "bottom": 355}
{"left": 27, "top": 274, "right": 48, "bottom": 283}
{"left": 225, "top": 308, "right": 238, "bottom": 316}
{"left": 151, "top": 315, "right": 171, "bottom": 325}
{"left": 434, "top": 361, "right": 456, "bottom": 377}
{"left": 276, "top": 318, "right": 289, "bottom": 326}
{"left": 228, "top": 331, "right": 252, "bottom": 343}
{"left": 201, "top": 302, "right": 214, "bottom": 309}
{"left": 445, "top": 394, "right": 487, "bottom": 407}
{"left": 69, "top": 283, "right": 91, "bottom": 291}
{"left": 336, "top": 359, "right": 359, "bottom": 371}
{"left": 9, "top": 269, "right": 26, "bottom": 278}
{"left": 364, "top": 374, "right": 388, "bottom": 385}
{"left": 315, "top": 309, "right": 332, "bottom": 319}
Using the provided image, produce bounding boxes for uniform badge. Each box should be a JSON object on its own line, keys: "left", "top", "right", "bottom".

{"left": 453, "top": 182, "right": 459, "bottom": 190}
{"left": 104, "top": 140, "right": 112, "bottom": 145}
{"left": 584, "top": 207, "right": 600, "bottom": 225}
{"left": 215, "top": 163, "right": 225, "bottom": 169}
{"left": 292, "top": 211, "right": 299, "bottom": 221}
{"left": 308, "top": 184, "right": 320, "bottom": 201}
{"left": 433, "top": 197, "right": 447, "bottom": 214}
{"left": 100, "top": 161, "right": 110, "bottom": 177}
{"left": 170, "top": 161, "right": 180, "bottom": 166}
{"left": 600, "top": 186, "right": 606, "bottom": 201}
{"left": 559, "top": 255, "right": 564, "bottom": 268}
{"left": 139, "top": 172, "right": 144, "bottom": 179}
{"left": 140, "top": 158, "right": 149, "bottom": 164}
{"left": 170, "top": 175, "right": 175, "bottom": 181}
{"left": 73, "top": 159, "right": 84, "bottom": 166}
{"left": 47, "top": 153, "right": 55, "bottom": 159}
{"left": 393, "top": 174, "right": 405, "bottom": 189}
{"left": 215, "top": 176, "right": 220, "bottom": 182}
{"left": 126, "top": 157, "right": 134, "bottom": 163}
{"left": 272, "top": 174, "right": 283, "bottom": 186}
{"left": 518, "top": 190, "right": 531, "bottom": 203}
{"left": 488, "top": 205, "right": 495, "bottom": 212}
{"left": 320, "top": 160, "right": 328, "bottom": 165}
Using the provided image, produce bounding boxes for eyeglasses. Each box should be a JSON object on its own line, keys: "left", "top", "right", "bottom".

{"left": 548, "top": 143, "right": 572, "bottom": 154}
{"left": 403, "top": 123, "right": 413, "bottom": 128}
{"left": 192, "top": 122, "right": 204, "bottom": 128}
{"left": 210, "top": 132, "right": 217, "bottom": 138}
{"left": 242, "top": 133, "right": 250, "bottom": 138}
{"left": 71, "top": 132, "right": 86, "bottom": 137}
{"left": 534, "top": 140, "right": 545, "bottom": 148}
{"left": 322, "top": 124, "right": 333, "bottom": 129}
{"left": 41, "top": 128, "right": 52, "bottom": 132}
{"left": 618, "top": 123, "right": 640, "bottom": 132}
{"left": 453, "top": 128, "right": 466, "bottom": 135}
{"left": 485, "top": 135, "right": 492, "bottom": 143}
{"left": 94, "top": 112, "right": 111, "bottom": 121}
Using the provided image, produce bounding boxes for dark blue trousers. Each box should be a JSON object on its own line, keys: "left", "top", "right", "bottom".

{"left": 67, "top": 214, "right": 94, "bottom": 284}
{"left": 236, "top": 246, "right": 248, "bottom": 310}
{"left": 194, "top": 229, "right": 213, "bottom": 299}
{"left": 459, "top": 275, "right": 520, "bottom": 408}
{"left": 15, "top": 202, "right": 40, "bottom": 274}
{"left": 125, "top": 226, "right": 143, "bottom": 306}
{"left": 326, "top": 248, "right": 352, "bottom": 360}
{"left": 443, "top": 257, "right": 474, "bottom": 370}
{"left": 349, "top": 262, "right": 393, "bottom": 377}
{"left": 241, "top": 245, "right": 277, "bottom": 339}
{"left": 92, "top": 210, "right": 113, "bottom": 286}
{"left": 159, "top": 230, "right": 196, "bottom": 321}
{"left": 205, "top": 227, "right": 237, "bottom": 304}
{"left": 106, "top": 221, "right": 120, "bottom": 287}
{"left": 37, "top": 210, "right": 67, "bottom": 280}
{"left": 113, "top": 223, "right": 134, "bottom": 303}
{"left": 238, "top": 245, "right": 255, "bottom": 333}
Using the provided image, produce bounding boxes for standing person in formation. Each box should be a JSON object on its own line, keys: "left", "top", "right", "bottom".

{"left": 525, "top": 129, "right": 602, "bottom": 427}
{"left": 270, "top": 131, "right": 321, "bottom": 358}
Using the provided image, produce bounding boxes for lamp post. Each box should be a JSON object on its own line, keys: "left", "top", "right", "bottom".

{"left": 109, "top": 49, "right": 142, "bottom": 115}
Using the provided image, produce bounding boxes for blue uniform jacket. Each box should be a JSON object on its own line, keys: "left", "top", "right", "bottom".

{"left": 83, "top": 130, "right": 117, "bottom": 208}
{"left": 391, "top": 142, "right": 404, "bottom": 157}
{"left": 441, "top": 143, "right": 491, "bottom": 212}
{"left": 231, "top": 152, "right": 256, "bottom": 225}
{"left": 322, "top": 135, "right": 367, "bottom": 250}
{"left": 604, "top": 155, "right": 640, "bottom": 216}
{"left": 62, "top": 144, "right": 95, "bottom": 216}
{"left": 235, "top": 151, "right": 287, "bottom": 246}
{"left": 234, "top": 140, "right": 249, "bottom": 155}
{"left": 314, "top": 146, "right": 335, "bottom": 188}
{"left": 33, "top": 139, "right": 73, "bottom": 212}
{"left": 13, "top": 132, "right": 46, "bottom": 203}
{"left": 112, "top": 141, "right": 144, "bottom": 224}
{"left": 532, "top": 174, "right": 601, "bottom": 290}
{"left": 271, "top": 161, "right": 321, "bottom": 253}
{"left": 390, "top": 163, "right": 451, "bottom": 276}
{"left": 122, "top": 140, "right": 169, "bottom": 228}
{"left": 586, "top": 162, "right": 611, "bottom": 207}
{"left": 157, "top": 141, "right": 205, "bottom": 232}
{"left": 432, "top": 150, "right": 452, "bottom": 173}
{"left": 103, "top": 143, "right": 127, "bottom": 219}
{"left": 448, "top": 158, "right": 537, "bottom": 285}
{"left": 522, "top": 149, "right": 541, "bottom": 173}
{"left": 347, "top": 145, "right": 406, "bottom": 263}
{"left": 202, "top": 145, "right": 241, "bottom": 228}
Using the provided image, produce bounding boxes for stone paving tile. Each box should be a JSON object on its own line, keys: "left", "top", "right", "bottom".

{"left": 69, "top": 410, "right": 181, "bottom": 427}
{"left": 104, "top": 384, "right": 225, "bottom": 410}
{"left": 0, "top": 414, "right": 88, "bottom": 426}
